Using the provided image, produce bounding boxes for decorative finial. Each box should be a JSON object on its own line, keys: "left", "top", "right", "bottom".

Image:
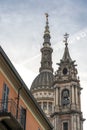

{"left": 43, "top": 13, "right": 51, "bottom": 46}
{"left": 63, "top": 33, "right": 69, "bottom": 46}
{"left": 45, "top": 13, "right": 49, "bottom": 23}
{"left": 44, "top": 13, "right": 50, "bottom": 35}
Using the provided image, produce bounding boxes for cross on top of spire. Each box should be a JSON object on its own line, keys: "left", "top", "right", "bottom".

{"left": 63, "top": 33, "right": 69, "bottom": 46}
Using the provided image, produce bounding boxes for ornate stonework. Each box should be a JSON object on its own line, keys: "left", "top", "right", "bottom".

{"left": 30, "top": 14, "right": 54, "bottom": 119}
{"left": 30, "top": 16, "right": 84, "bottom": 130}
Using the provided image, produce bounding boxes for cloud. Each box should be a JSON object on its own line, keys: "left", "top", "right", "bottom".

{"left": 0, "top": 1, "right": 87, "bottom": 129}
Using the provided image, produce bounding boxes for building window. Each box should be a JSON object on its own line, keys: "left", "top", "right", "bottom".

{"left": 43, "top": 102, "right": 47, "bottom": 111}
{"left": 2, "top": 83, "right": 9, "bottom": 112}
{"left": 63, "top": 122, "right": 68, "bottom": 130}
{"left": 49, "top": 102, "right": 52, "bottom": 112}
{"left": 20, "top": 107, "right": 26, "bottom": 130}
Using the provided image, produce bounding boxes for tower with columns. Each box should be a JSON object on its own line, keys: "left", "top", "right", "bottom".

{"left": 30, "top": 14, "right": 85, "bottom": 130}
{"left": 52, "top": 33, "right": 85, "bottom": 130}
{"left": 30, "top": 14, "right": 54, "bottom": 120}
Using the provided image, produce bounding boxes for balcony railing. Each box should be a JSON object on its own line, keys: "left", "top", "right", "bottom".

{"left": 0, "top": 99, "right": 23, "bottom": 129}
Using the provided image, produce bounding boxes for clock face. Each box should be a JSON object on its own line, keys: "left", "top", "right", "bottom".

{"left": 63, "top": 68, "right": 67, "bottom": 75}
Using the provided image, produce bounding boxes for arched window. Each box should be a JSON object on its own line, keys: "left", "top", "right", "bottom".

{"left": 61, "top": 89, "right": 70, "bottom": 106}
{"left": 43, "top": 102, "right": 47, "bottom": 111}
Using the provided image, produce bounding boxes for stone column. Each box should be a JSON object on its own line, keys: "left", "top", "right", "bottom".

{"left": 78, "top": 89, "right": 81, "bottom": 110}
{"left": 77, "top": 115, "right": 80, "bottom": 130}
{"left": 59, "top": 88, "right": 61, "bottom": 106}
{"left": 56, "top": 87, "right": 58, "bottom": 106}
{"left": 58, "top": 87, "right": 60, "bottom": 106}
{"left": 42, "top": 101, "right": 43, "bottom": 110}
{"left": 81, "top": 120, "right": 83, "bottom": 130}
{"left": 55, "top": 116, "right": 60, "bottom": 130}
{"left": 55, "top": 85, "right": 60, "bottom": 112}
{"left": 73, "top": 115, "right": 76, "bottom": 130}
{"left": 47, "top": 101, "right": 49, "bottom": 113}
{"left": 72, "top": 85, "right": 75, "bottom": 104}
{"left": 54, "top": 85, "right": 56, "bottom": 106}
{"left": 71, "top": 114, "right": 74, "bottom": 130}
{"left": 75, "top": 86, "right": 79, "bottom": 110}
{"left": 71, "top": 85, "right": 75, "bottom": 109}
{"left": 75, "top": 87, "right": 78, "bottom": 104}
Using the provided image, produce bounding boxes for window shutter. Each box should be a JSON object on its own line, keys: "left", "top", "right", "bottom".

{"left": 20, "top": 107, "right": 26, "bottom": 130}
{"left": 2, "top": 83, "right": 9, "bottom": 112}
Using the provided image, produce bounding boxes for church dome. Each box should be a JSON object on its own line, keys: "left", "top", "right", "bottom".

{"left": 30, "top": 71, "right": 54, "bottom": 91}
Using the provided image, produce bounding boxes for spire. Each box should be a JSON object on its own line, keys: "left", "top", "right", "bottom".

{"left": 63, "top": 33, "right": 69, "bottom": 47}
{"left": 55, "top": 33, "right": 78, "bottom": 82}
{"left": 44, "top": 13, "right": 49, "bottom": 34}
{"left": 62, "top": 33, "right": 72, "bottom": 62}
{"left": 39, "top": 14, "right": 53, "bottom": 73}
{"left": 43, "top": 13, "right": 51, "bottom": 46}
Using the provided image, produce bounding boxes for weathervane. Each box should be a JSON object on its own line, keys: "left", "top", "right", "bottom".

{"left": 63, "top": 33, "right": 69, "bottom": 46}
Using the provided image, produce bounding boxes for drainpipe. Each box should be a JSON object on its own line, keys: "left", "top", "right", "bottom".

{"left": 16, "top": 87, "right": 22, "bottom": 119}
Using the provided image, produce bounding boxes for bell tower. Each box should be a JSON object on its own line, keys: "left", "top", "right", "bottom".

{"left": 52, "top": 33, "right": 85, "bottom": 130}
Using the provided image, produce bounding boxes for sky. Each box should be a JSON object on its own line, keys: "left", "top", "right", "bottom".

{"left": 0, "top": 0, "right": 87, "bottom": 129}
